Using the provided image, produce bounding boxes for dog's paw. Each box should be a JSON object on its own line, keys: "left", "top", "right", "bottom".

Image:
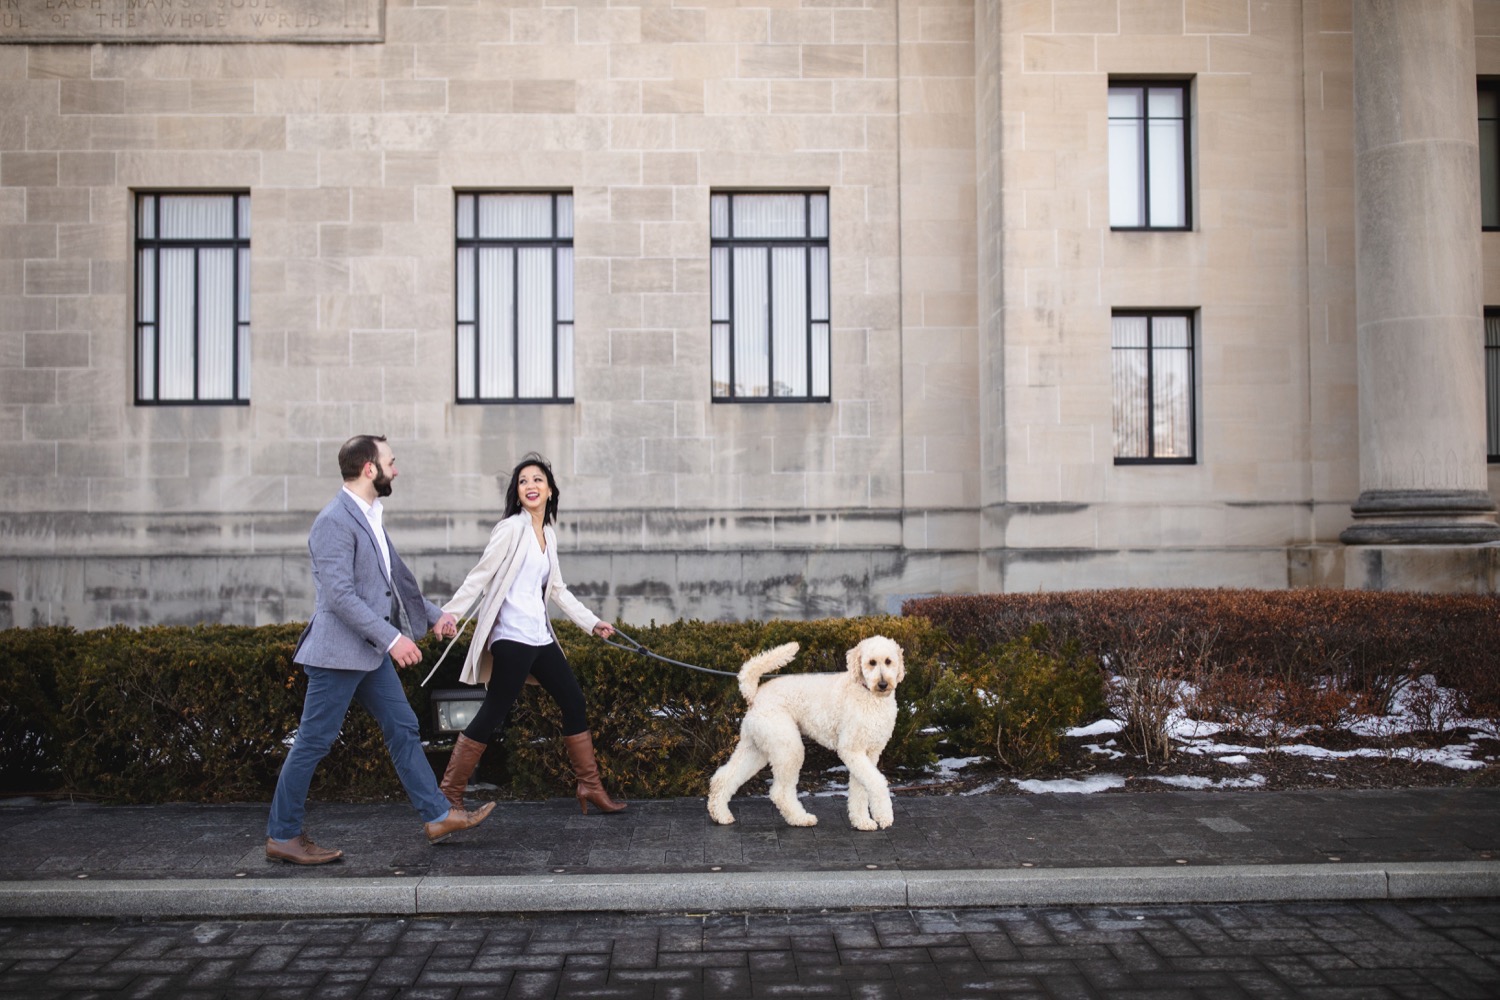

{"left": 784, "top": 812, "right": 818, "bottom": 827}
{"left": 875, "top": 816, "right": 893, "bottom": 830}
{"left": 707, "top": 803, "right": 736, "bottom": 825}
{"left": 850, "top": 815, "right": 879, "bottom": 832}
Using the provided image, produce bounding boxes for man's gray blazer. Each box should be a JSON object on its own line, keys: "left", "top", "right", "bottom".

{"left": 292, "top": 490, "right": 443, "bottom": 672}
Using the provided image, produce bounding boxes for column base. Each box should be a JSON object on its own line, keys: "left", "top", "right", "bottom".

{"left": 1338, "top": 490, "right": 1500, "bottom": 545}
{"left": 1344, "top": 543, "right": 1500, "bottom": 594}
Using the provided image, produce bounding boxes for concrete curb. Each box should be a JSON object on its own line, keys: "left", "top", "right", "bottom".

{"left": 3, "top": 862, "right": 1497, "bottom": 919}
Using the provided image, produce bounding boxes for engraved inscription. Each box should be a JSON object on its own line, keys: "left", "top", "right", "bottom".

{"left": 0, "top": 0, "right": 381, "bottom": 42}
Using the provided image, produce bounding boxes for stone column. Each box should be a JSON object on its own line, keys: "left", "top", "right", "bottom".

{"left": 1341, "top": 0, "right": 1499, "bottom": 545}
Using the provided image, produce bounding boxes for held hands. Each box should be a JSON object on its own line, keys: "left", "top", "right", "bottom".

{"left": 593, "top": 622, "right": 615, "bottom": 639}
{"left": 392, "top": 613, "right": 459, "bottom": 670}
{"left": 390, "top": 635, "right": 423, "bottom": 668}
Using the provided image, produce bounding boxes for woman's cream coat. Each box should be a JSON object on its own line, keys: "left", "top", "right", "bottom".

{"left": 441, "top": 512, "right": 601, "bottom": 687}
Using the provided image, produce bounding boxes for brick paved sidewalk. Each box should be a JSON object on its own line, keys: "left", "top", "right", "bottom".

{"left": 7, "top": 900, "right": 1500, "bottom": 999}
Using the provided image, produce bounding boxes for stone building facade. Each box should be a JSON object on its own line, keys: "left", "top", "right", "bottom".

{"left": 2, "top": 0, "right": 1499, "bottom": 630}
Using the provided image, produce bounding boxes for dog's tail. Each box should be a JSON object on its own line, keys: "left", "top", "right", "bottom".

{"left": 737, "top": 642, "right": 799, "bottom": 704}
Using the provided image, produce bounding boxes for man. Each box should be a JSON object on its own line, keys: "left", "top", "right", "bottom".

{"left": 266, "top": 434, "right": 495, "bottom": 864}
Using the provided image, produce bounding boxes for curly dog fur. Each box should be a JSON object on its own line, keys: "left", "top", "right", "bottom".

{"left": 706, "top": 636, "right": 906, "bottom": 831}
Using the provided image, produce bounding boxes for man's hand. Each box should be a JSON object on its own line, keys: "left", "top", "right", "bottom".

{"left": 391, "top": 635, "right": 423, "bottom": 668}
{"left": 593, "top": 622, "right": 615, "bottom": 640}
{"left": 433, "top": 612, "right": 459, "bottom": 639}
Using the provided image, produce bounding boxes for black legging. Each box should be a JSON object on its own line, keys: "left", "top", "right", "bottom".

{"left": 462, "top": 639, "right": 589, "bottom": 742}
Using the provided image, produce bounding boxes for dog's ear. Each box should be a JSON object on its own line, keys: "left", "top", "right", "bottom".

{"left": 846, "top": 640, "right": 864, "bottom": 677}
{"left": 890, "top": 641, "right": 905, "bottom": 683}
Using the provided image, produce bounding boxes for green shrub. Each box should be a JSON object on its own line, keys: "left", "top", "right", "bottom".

{"left": 44, "top": 623, "right": 459, "bottom": 803}
{"left": 924, "top": 627, "right": 1105, "bottom": 771}
{"left": 0, "top": 625, "right": 77, "bottom": 792}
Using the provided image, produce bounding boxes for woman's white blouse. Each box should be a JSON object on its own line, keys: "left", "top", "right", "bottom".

{"left": 488, "top": 528, "right": 553, "bottom": 647}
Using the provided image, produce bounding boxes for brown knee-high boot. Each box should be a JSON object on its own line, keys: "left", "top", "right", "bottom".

{"left": 438, "top": 734, "right": 487, "bottom": 810}
{"left": 563, "top": 731, "right": 626, "bottom": 814}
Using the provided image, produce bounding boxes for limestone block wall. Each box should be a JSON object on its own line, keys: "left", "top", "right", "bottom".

{"left": 986, "top": 0, "right": 1348, "bottom": 590}
{"left": 0, "top": 0, "right": 983, "bottom": 628}
{"left": 4, "top": 1, "right": 1499, "bottom": 630}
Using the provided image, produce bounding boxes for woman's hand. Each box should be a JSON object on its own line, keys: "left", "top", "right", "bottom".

{"left": 593, "top": 622, "right": 616, "bottom": 639}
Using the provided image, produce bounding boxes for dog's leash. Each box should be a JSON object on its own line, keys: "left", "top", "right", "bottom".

{"left": 596, "top": 628, "right": 739, "bottom": 677}
{"left": 422, "top": 621, "right": 738, "bottom": 685}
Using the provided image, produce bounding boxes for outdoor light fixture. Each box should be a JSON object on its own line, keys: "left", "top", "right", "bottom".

{"left": 430, "top": 688, "right": 486, "bottom": 734}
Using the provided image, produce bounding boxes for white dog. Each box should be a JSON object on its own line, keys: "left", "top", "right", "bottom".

{"left": 707, "top": 636, "right": 906, "bottom": 831}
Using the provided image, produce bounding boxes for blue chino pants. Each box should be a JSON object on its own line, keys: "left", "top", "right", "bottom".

{"left": 267, "top": 655, "right": 450, "bottom": 840}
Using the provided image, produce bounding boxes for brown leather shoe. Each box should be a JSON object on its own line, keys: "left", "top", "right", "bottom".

{"left": 265, "top": 834, "right": 343, "bottom": 866}
{"left": 424, "top": 801, "right": 497, "bottom": 844}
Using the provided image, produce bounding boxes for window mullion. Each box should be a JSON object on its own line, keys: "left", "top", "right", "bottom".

{"left": 472, "top": 243, "right": 482, "bottom": 402}
{"left": 764, "top": 245, "right": 774, "bottom": 398}
{"left": 727, "top": 240, "right": 737, "bottom": 399}
{"left": 192, "top": 247, "right": 202, "bottom": 402}
{"left": 1144, "top": 316, "right": 1156, "bottom": 460}
{"left": 1141, "top": 88, "right": 1153, "bottom": 229}
{"left": 804, "top": 234, "right": 813, "bottom": 398}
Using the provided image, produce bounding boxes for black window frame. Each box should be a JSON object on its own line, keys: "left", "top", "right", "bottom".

{"left": 1486, "top": 307, "right": 1500, "bottom": 463}
{"left": 454, "top": 191, "right": 575, "bottom": 405}
{"left": 133, "top": 191, "right": 251, "bottom": 407}
{"left": 1480, "top": 79, "right": 1500, "bottom": 231}
{"left": 1111, "top": 308, "right": 1198, "bottom": 466}
{"left": 1107, "top": 78, "right": 1194, "bottom": 233}
{"left": 710, "top": 190, "right": 831, "bottom": 403}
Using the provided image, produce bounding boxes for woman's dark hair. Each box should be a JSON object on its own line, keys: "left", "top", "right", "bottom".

{"left": 502, "top": 452, "right": 560, "bottom": 524}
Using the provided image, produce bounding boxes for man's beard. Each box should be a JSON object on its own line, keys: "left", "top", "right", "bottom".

{"left": 373, "top": 467, "right": 394, "bottom": 497}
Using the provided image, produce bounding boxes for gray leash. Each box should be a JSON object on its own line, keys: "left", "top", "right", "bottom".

{"left": 597, "top": 627, "right": 739, "bottom": 678}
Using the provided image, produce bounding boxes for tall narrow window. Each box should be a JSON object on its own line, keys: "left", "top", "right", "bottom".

{"left": 1481, "top": 82, "right": 1499, "bottom": 230}
{"left": 135, "top": 193, "right": 250, "bottom": 404}
{"left": 1108, "top": 80, "right": 1191, "bottom": 230}
{"left": 710, "top": 192, "right": 830, "bottom": 401}
{"left": 455, "top": 192, "right": 573, "bottom": 402}
{"left": 1112, "top": 311, "right": 1196, "bottom": 464}
{"left": 1486, "top": 309, "right": 1500, "bottom": 461}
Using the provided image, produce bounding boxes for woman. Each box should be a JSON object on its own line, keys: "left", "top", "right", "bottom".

{"left": 436, "top": 453, "right": 626, "bottom": 814}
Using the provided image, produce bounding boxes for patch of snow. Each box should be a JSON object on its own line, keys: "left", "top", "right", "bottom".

{"left": 1066, "top": 719, "right": 1124, "bottom": 738}
{"left": 930, "top": 756, "right": 985, "bottom": 779}
{"left": 1179, "top": 740, "right": 1265, "bottom": 756}
{"left": 1216, "top": 755, "right": 1251, "bottom": 765}
{"left": 959, "top": 778, "right": 1010, "bottom": 796}
{"left": 1011, "top": 774, "right": 1127, "bottom": 795}
{"left": 1143, "top": 774, "right": 1266, "bottom": 790}
{"left": 1168, "top": 716, "right": 1224, "bottom": 739}
{"left": 1273, "top": 743, "right": 1486, "bottom": 770}
{"left": 1083, "top": 743, "right": 1125, "bottom": 759}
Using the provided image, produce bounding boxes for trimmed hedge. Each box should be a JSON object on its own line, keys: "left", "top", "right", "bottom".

{"left": 8, "top": 590, "right": 1495, "bottom": 802}
{"left": 0, "top": 616, "right": 943, "bottom": 803}
{"left": 903, "top": 589, "right": 1500, "bottom": 713}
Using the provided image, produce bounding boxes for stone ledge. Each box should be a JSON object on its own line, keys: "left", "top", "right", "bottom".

{"left": 3, "top": 862, "right": 1495, "bottom": 919}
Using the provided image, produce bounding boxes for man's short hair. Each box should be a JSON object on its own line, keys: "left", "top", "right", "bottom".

{"left": 338, "top": 435, "right": 387, "bottom": 481}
